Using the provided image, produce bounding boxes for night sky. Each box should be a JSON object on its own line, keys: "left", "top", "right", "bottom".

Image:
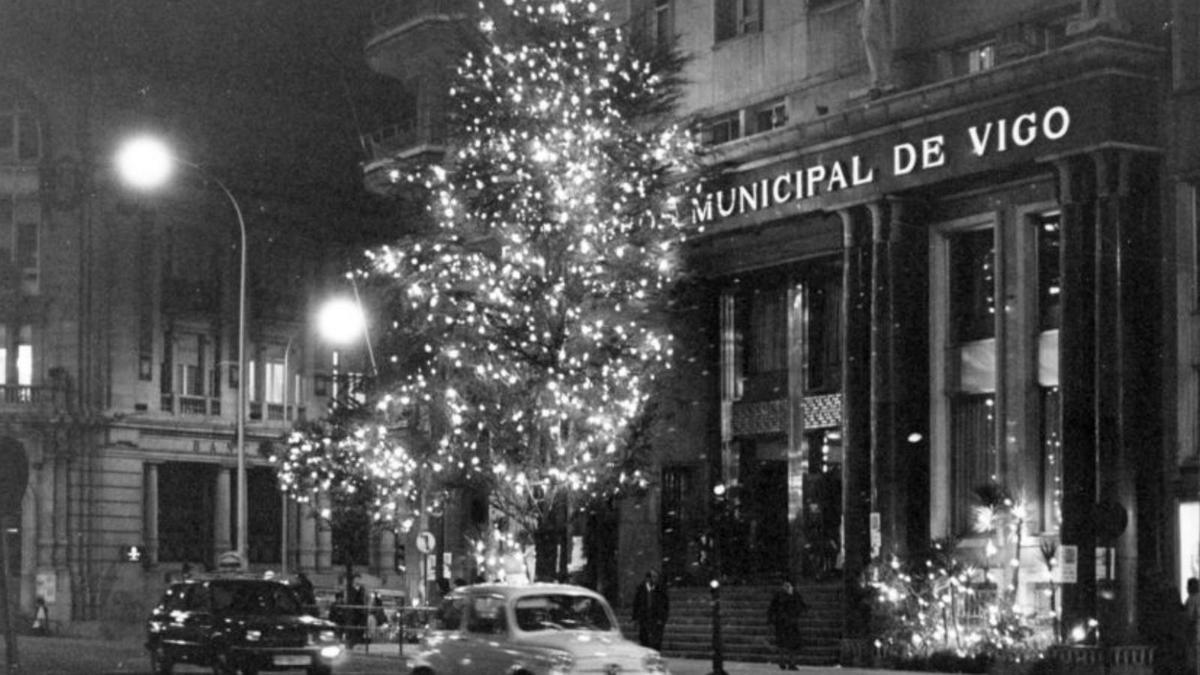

{"left": 3, "top": 0, "right": 412, "bottom": 238}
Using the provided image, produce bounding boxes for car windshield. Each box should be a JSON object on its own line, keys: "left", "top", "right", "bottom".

{"left": 211, "top": 581, "right": 303, "bottom": 616}
{"left": 513, "top": 594, "right": 613, "bottom": 632}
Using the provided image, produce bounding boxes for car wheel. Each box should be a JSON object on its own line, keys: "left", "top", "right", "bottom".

{"left": 148, "top": 645, "right": 173, "bottom": 675}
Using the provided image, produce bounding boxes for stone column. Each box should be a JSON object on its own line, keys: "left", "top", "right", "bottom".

{"left": 719, "top": 292, "right": 739, "bottom": 489}
{"left": 840, "top": 206, "right": 873, "bottom": 637}
{"left": 377, "top": 529, "right": 396, "bottom": 581}
{"left": 37, "top": 459, "right": 53, "bottom": 568}
{"left": 299, "top": 505, "right": 317, "bottom": 571}
{"left": 1094, "top": 149, "right": 1144, "bottom": 644}
{"left": 867, "top": 202, "right": 895, "bottom": 559}
{"left": 786, "top": 283, "right": 808, "bottom": 583}
{"left": 870, "top": 198, "right": 927, "bottom": 559}
{"left": 53, "top": 455, "right": 68, "bottom": 568}
{"left": 145, "top": 463, "right": 159, "bottom": 566}
{"left": 1056, "top": 156, "right": 1098, "bottom": 636}
{"left": 215, "top": 467, "right": 232, "bottom": 559}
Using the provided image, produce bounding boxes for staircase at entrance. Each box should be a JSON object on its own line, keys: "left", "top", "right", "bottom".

{"left": 624, "top": 583, "right": 842, "bottom": 667}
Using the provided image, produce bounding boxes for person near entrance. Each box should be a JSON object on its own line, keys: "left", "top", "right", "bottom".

{"left": 767, "top": 579, "right": 807, "bottom": 670}
{"left": 1187, "top": 577, "right": 1200, "bottom": 673}
{"left": 632, "top": 570, "right": 669, "bottom": 650}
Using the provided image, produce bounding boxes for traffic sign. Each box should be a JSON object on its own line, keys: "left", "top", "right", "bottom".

{"left": 119, "top": 545, "right": 147, "bottom": 563}
{"left": 415, "top": 531, "right": 436, "bottom": 554}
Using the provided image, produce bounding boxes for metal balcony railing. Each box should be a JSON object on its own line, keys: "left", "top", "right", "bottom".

{"left": 0, "top": 384, "right": 58, "bottom": 406}
{"left": 369, "top": 0, "right": 475, "bottom": 34}
{"left": 160, "top": 393, "right": 221, "bottom": 416}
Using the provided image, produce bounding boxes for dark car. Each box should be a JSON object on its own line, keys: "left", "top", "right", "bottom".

{"left": 145, "top": 575, "right": 344, "bottom": 675}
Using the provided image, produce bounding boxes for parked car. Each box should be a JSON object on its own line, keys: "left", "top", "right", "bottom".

{"left": 407, "top": 582, "right": 670, "bottom": 675}
{"left": 145, "top": 574, "right": 344, "bottom": 675}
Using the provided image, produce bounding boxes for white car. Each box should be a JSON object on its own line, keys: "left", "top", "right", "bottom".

{"left": 408, "top": 582, "right": 670, "bottom": 675}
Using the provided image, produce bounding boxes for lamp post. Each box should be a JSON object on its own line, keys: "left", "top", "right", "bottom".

{"left": 116, "top": 135, "right": 249, "bottom": 568}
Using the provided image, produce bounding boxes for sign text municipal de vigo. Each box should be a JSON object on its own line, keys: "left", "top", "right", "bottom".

{"left": 692, "top": 104, "right": 1072, "bottom": 226}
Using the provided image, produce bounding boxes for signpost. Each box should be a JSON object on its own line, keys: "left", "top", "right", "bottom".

{"left": 416, "top": 531, "right": 436, "bottom": 605}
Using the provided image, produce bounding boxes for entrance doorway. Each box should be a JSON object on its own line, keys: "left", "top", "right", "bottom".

{"left": 1181, "top": 501, "right": 1199, "bottom": 603}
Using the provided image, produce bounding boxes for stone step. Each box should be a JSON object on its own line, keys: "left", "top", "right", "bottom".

{"left": 621, "top": 583, "right": 843, "bottom": 666}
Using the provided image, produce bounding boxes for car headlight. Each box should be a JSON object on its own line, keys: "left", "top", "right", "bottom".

{"left": 245, "top": 630, "right": 262, "bottom": 642}
{"left": 546, "top": 649, "right": 574, "bottom": 675}
{"left": 643, "top": 651, "right": 668, "bottom": 673}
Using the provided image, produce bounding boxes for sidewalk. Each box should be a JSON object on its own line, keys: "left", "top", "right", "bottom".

{"left": 354, "top": 640, "right": 927, "bottom": 675}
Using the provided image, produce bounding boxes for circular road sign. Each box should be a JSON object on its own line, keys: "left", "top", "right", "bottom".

{"left": 415, "top": 531, "right": 436, "bottom": 554}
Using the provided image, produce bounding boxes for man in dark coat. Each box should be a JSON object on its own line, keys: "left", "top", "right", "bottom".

{"left": 632, "top": 570, "right": 669, "bottom": 650}
{"left": 767, "top": 580, "right": 807, "bottom": 670}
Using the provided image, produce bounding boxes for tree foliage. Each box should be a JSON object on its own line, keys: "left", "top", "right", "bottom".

{"left": 365, "top": 0, "right": 697, "bottom": 539}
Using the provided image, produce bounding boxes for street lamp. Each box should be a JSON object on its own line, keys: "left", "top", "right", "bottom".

{"left": 116, "top": 134, "right": 249, "bottom": 568}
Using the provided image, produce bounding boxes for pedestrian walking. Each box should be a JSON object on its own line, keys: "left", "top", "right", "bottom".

{"left": 31, "top": 596, "right": 49, "bottom": 636}
{"left": 1187, "top": 577, "right": 1200, "bottom": 674}
{"left": 632, "top": 570, "right": 669, "bottom": 650}
{"left": 767, "top": 580, "right": 807, "bottom": 670}
{"left": 294, "top": 572, "right": 317, "bottom": 613}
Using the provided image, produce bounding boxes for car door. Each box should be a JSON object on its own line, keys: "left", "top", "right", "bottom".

{"left": 428, "top": 594, "right": 470, "bottom": 675}
{"left": 149, "top": 584, "right": 189, "bottom": 663}
{"left": 178, "top": 581, "right": 216, "bottom": 663}
{"left": 461, "top": 593, "right": 512, "bottom": 674}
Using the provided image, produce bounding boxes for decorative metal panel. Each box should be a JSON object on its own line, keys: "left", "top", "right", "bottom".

{"left": 731, "top": 399, "right": 787, "bottom": 436}
{"left": 802, "top": 393, "right": 842, "bottom": 429}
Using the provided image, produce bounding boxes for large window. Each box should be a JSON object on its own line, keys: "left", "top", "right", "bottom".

{"left": 0, "top": 196, "right": 41, "bottom": 292}
{"left": 1034, "top": 212, "right": 1062, "bottom": 532}
{"left": 945, "top": 226, "right": 997, "bottom": 533}
{"left": 0, "top": 98, "right": 41, "bottom": 162}
{"left": 715, "top": 0, "right": 762, "bottom": 41}
{"left": 0, "top": 324, "right": 34, "bottom": 391}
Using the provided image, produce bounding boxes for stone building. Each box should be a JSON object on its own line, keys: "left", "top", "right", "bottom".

{"left": 0, "top": 3, "right": 384, "bottom": 630}
{"left": 363, "top": 2, "right": 1199, "bottom": 656}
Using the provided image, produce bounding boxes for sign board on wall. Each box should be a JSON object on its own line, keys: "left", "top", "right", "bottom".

{"left": 35, "top": 572, "right": 55, "bottom": 604}
{"left": 1058, "top": 545, "right": 1078, "bottom": 584}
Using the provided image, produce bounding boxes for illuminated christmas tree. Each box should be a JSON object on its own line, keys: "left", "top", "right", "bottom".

{"left": 361, "top": 0, "right": 698, "bottom": 578}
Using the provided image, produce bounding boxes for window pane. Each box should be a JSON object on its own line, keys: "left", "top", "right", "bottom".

{"left": 1041, "top": 387, "right": 1062, "bottom": 532}
{"left": 741, "top": 286, "right": 787, "bottom": 374}
{"left": 17, "top": 325, "right": 31, "bottom": 387}
{"left": 951, "top": 394, "right": 995, "bottom": 533}
{"left": 806, "top": 275, "right": 842, "bottom": 392}
{"left": 266, "top": 361, "right": 285, "bottom": 404}
{"left": 16, "top": 113, "right": 37, "bottom": 160}
{"left": 0, "top": 114, "right": 12, "bottom": 152}
{"left": 949, "top": 229, "right": 996, "bottom": 343}
{"left": 1037, "top": 215, "right": 1061, "bottom": 330}
{"left": 715, "top": 0, "right": 736, "bottom": 41}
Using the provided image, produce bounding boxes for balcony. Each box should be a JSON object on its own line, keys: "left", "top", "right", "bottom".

{"left": 161, "top": 393, "right": 221, "bottom": 416}
{"left": 361, "top": 117, "right": 449, "bottom": 195}
{"left": 0, "top": 384, "right": 65, "bottom": 415}
{"left": 365, "top": 0, "right": 476, "bottom": 79}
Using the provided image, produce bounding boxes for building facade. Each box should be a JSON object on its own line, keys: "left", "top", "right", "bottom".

{"left": 638, "top": 0, "right": 1195, "bottom": 649}
{"left": 0, "top": 6, "right": 390, "bottom": 629}
{"left": 361, "top": 0, "right": 1199, "bottom": 653}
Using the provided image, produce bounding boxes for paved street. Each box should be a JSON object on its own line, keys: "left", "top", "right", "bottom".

{"left": 0, "top": 633, "right": 929, "bottom": 674}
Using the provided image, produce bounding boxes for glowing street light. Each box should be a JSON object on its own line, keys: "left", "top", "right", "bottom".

{"left": 115, "top": 134, "right": 249, "bottom": 569}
